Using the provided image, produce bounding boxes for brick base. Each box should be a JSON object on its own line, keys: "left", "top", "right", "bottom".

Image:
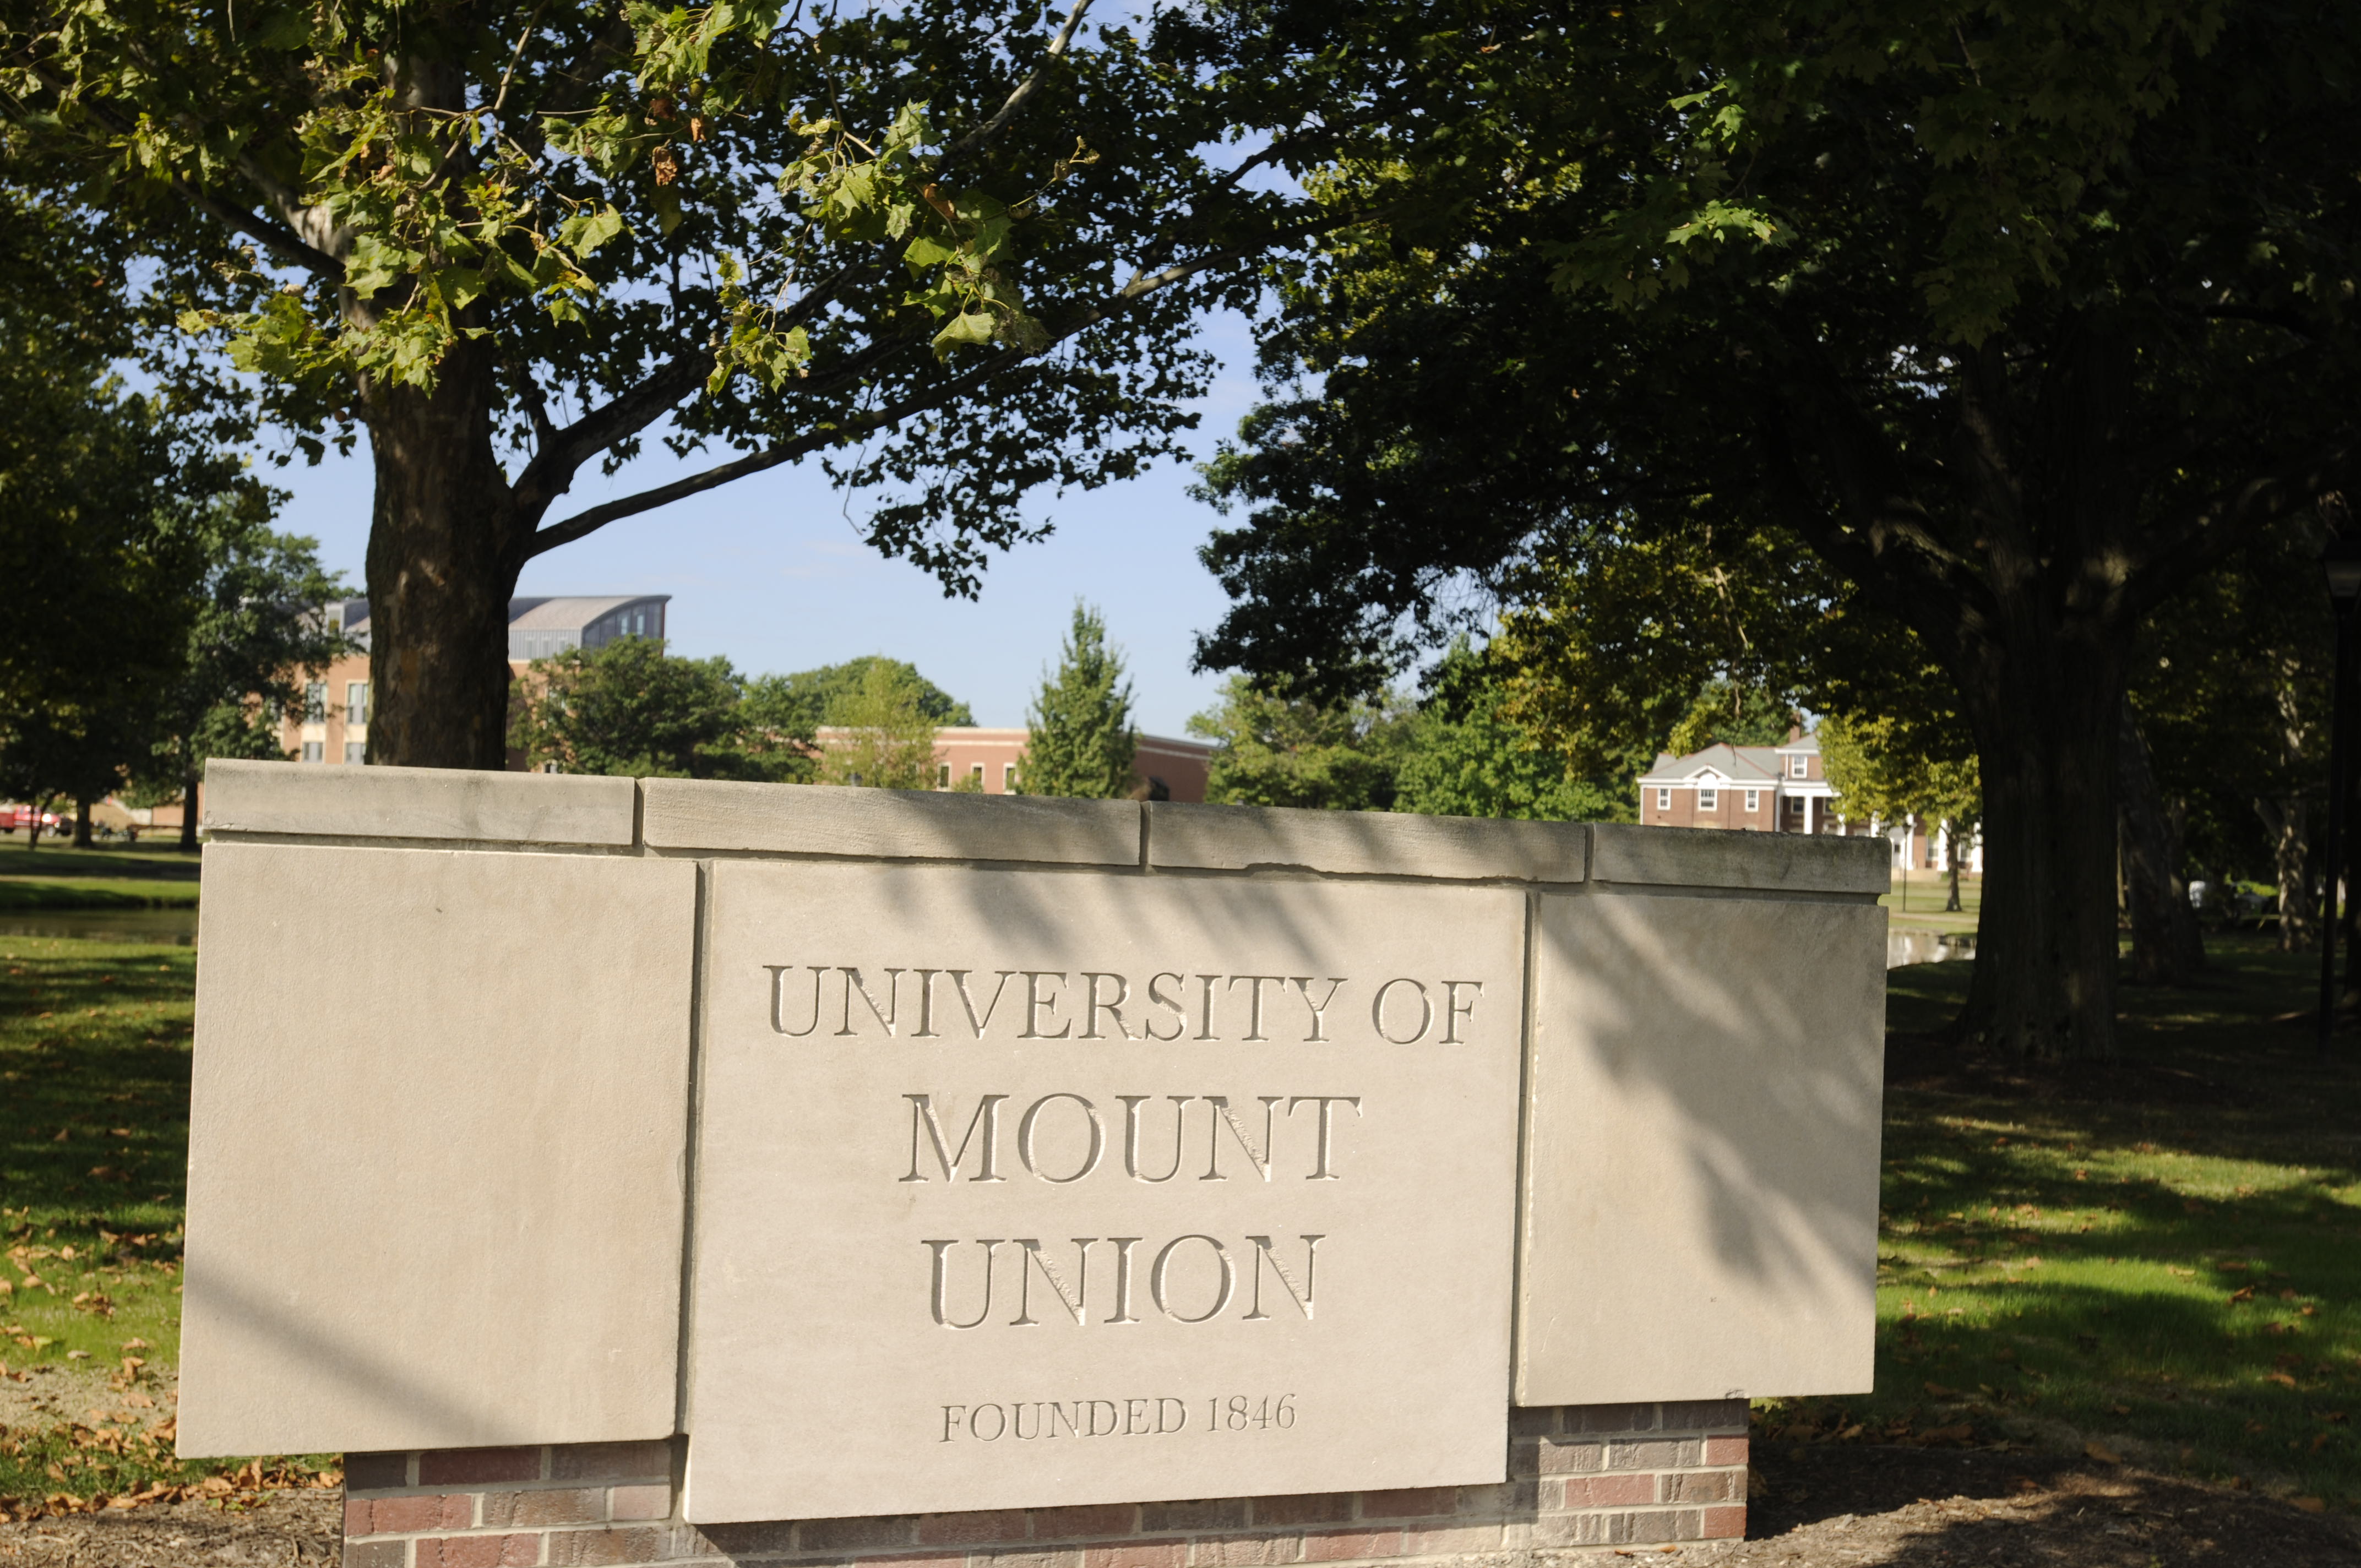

{"left": 341, "top": 1403, "right": 1748, "bottom": 1566}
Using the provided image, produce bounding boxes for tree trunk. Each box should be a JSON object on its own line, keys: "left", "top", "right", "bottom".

{"left": 2118, "top": 705, "right": 2205, "bottom": 983}
{"left": 178, "top": 766, "right": 201, "bottom": 853}
{"left": 1952, "top": 633, "right": 2127, "bottom": 1060}
{"left": 2253, "top": 795, "right": 2314, "bottom": 951}
{"left": 361, "top": 336, "right": 529, "bottom": 770}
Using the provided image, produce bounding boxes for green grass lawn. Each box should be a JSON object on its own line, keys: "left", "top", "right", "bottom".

{"left": 4, "top": 921, "right": 2358, "bottom": 1516}
{"left": 0, "top": 933, "right": 313, "bottom": 1511}
{"left": 0, "top": 840, "right": 200, "bottom": 913}
{"left": 1883, "top": 868, "right": 1981, "bottom": 934}
{"left": 1765, "top": 934, "right": 2361, "bottom": 1511}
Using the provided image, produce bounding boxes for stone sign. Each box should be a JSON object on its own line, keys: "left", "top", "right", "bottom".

{"left": 176, "top": 762, "right": 1891, "bottom": 1543}
{"left": 684, "top": 861, "right": 1525, "bottom": 1522}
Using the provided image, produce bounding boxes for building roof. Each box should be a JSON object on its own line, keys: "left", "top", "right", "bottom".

{"left": 1636, "top": 743, "right": 1783, "bottom": 788}
{"left": 506, "top": 595, "right": 668, "bottom": 630}
{"left": 329, "top": 595, "right": 670, "bottom": 645}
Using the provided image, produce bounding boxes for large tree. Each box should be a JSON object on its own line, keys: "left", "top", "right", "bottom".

{"left": 7, "top": 0, "right": 1465, "bottom": 767}
{"left": 1193, "top": 0, "right": 2361, "bottom": 1059}
{"left": 1019, "top": 600, "right": 1135, "bottom": 797}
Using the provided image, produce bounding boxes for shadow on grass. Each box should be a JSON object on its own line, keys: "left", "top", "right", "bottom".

{"left": 1773, "top": 933, "right": 2361, "bottom": 1516}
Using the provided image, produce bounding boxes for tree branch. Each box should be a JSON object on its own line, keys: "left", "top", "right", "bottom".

{"left": 525, "top": 232, "right": 1278, "bottom": 557}
{"left": 174, "top": 179, "right": 344, "bottom": 276}
{"left": 2122, "top": 433, "right": 2361, "bottom": 620}
{"left": 938, "top": 0, "right": 1093, "bottom": 169}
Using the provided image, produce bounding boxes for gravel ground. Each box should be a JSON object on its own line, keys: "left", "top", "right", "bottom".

{"left": 0, "top": 1445, "right": 2354, "bottom": 1565}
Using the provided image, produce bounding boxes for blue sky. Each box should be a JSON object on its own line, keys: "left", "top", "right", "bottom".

{"left": 272, "top": 308, "right": 1265, "bottom": 738}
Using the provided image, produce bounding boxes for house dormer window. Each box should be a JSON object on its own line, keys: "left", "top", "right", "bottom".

{"left": 1789, "top": 755, "right": 1808, "bottom": 778}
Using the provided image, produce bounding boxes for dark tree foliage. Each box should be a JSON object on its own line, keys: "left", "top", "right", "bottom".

{"left": 1193, "top": 0, "right": 2361, "bottom": 1058}
{"left": 748, "top": 656, "right": 974, "bottom": 732}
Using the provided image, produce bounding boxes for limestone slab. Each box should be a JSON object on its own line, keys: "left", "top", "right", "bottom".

{"left": 1515, "top": 891, "right": 1885, "bottom": 1406}
{"left": 177, "top": 842, "right": 697, "bottom": 1456}
{"left": 1146, "top": 802, "right": 1586, "bottom": 883}
{"left": 202, "top": 758, "right": 637, "bottom": 846}
{"left": 1586, "top": 824, "right": 1890, "bottom": 895}
{"left": 683, "top": 861, "right": 1527, "bottom": 1522}
{"left": 640, "top": 777, "right": 1139, "bottom": 865}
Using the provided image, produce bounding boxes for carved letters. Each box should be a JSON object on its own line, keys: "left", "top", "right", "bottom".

{"left": 684, "top": 862, "right": 1526, "bottom": 1522}
{"left": 765, "top": 966, "right": 1481, "bottom": 1045}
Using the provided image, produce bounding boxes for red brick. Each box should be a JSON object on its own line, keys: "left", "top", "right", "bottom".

{"left": 1356, "top": 1488, "right": 1456, "bottom": 1521}
{"left": 1533, "top": 1439, "right": 1605, "bottom": 1476}
{"left": 1140, "top": 1500, "right": 1247, "bottom": 1532}
{"left": 482, "top": 1487, "right": 605, "bottom": 1527}
{"left": 1659, "top": 1471, "right": 1738, "bottom": 1505}
{"left": 1565, "top": 1404, "right": 1657, "bottom": 1435}
{"left": 801, "top": 1514, "right": 921, "bottom": 1551}
{"left": 1301, "top": 1529, "right": 1403, "bottom": 1562}
{"left": 1702, "top": 1505, "right": 1746, "bottom": 1540}
{"left": 688, "top": 1519, "right": 797, "bottom": 1554}
{"left": 1403, "top": 1523, "right": 1502, "bottom": 1555}
{"left": 1704, "top": 1435, "right": 1748, "bottom": 1467}
{"left": 550, "top": 1440, "right": 674, "bottom": 1481}
{"left": 420, "top": 1447, "right": 542, "bottom": 1485}
{"left": 921, "top": 1509, "right": 1033, "bottom": 1545}
{"left": 546, "top": 1526, "right": 672, "bottom": 1565}
{"left": 1250, "top": 1494, "right": 1353, "bottom": 1528}
{"left": 1660, "top": 1399, "right": 1748, "bottom": 1433}
{"left": 345, "top": 1497, "right": 375, "bottom": 1536}
{"left": 1029, "top": 1504, "right": 1138, "bottom": 1538}
{"left": 610, "top": 1483, "right": 671, "bottom": 1522}
{"left": 1081, "top": 1536, "right": 1188, "bottom": 1568}
{"left": 1551, "top": 1473, "right": 1655, "bottom": 1509}
{"left": 975, "top": 1549, "right": 1084, "bottom": 1568}
{"left": 1195, "top": 1533, "right": 1301, "bottom": 1566}
{"left": 372, "top": 1492, "right": 477, "bottom": 1532}
{"left": 415, "top": 1534, "right": 541, "bottom": 1568}
{"left": 343, "top": 1544, "right": 406, "bottom": 1568}
{"left": 345, "top": 1452, "right": 412, "bottom": 1491}
{"left": 1453, "top": 1481, "right": 1535, "bottom": 1517}
{"left": 1606, "top": 1440, "right": 1686, "bottom": 1472}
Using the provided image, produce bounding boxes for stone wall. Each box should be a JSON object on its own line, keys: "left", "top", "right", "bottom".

{"left": 340, "top": 1403, "right": 1750, "bottom": 1567}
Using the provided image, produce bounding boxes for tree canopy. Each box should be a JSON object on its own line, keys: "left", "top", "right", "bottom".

{"left": 1192, "top": 0, "right": 2361, "bottom": 1058}
{"left": 1019, "top": 600, "right": 1135, "bottom": 797}
{"left": 3, "top": 0, "right": 1484, "bottom": 765}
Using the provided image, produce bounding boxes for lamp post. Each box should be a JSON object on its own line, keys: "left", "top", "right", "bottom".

{"left": 2318, "top": 536, "right": 2361, "bottom": 1055}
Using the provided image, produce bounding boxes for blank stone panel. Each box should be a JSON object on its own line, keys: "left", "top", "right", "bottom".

{"left": 177, "top": 842, "right": 697, "bottom": 1457}
{"left": 1515, "top": 890, "right": 1886, "bottom": 1407}
{"left": 682, "top": 861, "right": 1528, "bottom": 1523}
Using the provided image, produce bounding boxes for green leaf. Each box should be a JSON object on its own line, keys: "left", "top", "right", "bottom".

{"left": 930, "top": 310, "right": 995, "bottom": 357}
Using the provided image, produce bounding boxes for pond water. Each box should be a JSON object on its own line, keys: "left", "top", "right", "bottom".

{"left": 1887, "top": 929, "right": 1974, "bottom": 968}
{"left": 0, "top": 907, "right": 200, "bottom": 945}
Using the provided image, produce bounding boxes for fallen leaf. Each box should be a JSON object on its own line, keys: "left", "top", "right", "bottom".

{"left": 2085, "top": 1441, "right": 2123, "bottom": 1464}
{"left": 1924, "top": 1381, "right": 1960, "bottom": 1397}
{"left": 2268, "top": 1371, "right": 2299, "bottom": 1387}
{"left": 2294, "top": 1496, "right": 2327, "bottom": 1513}
{"left": 2229, "top": 1286, "right": 2256, "bottom": 1303}
{"left": 2111, "top": 1403, "right": 2132, "bottom": 1415}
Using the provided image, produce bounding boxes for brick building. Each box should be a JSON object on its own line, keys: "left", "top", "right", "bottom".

{"left": 282, "top": 595, "right": 672, "bottom": 766}
{"left": 1637, "top": 729, "right": 1977, "bottom": 871}
{"left": 891, "top": 726, "right": 1215, "bottom": 802}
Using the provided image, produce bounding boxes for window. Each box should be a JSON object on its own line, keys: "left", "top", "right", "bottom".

{"left": 304, "top": 680, "right": 327, "bottom": 722}
{"left": 1789, "top": 755, "right": 1808, "bottom": 777}
{"left": 1003, "top": 763, "right": 1019, "bottom": 791}
{"left": 346, "top": 681, "right": 369, "bottom": 726}
{"left": 344, "top": 742, "right": 365, "bottom": 764}
{"left": 540, "top": 760, "right": 561, "bottom": 774}
{"left": 1698, "top": 786, "right": 1718, "bottom": 810}
{"left": 301, "top": 741, "right": 324, "bottom": 763}
{"left": 937, "top": 764, "right": 951, "bottom": 789}
{"left": 971, "top": 764, "right": 985, "bottom": 786}
{"left": 1745, "top": 790, "right": 1760, "bottom": 812}
{"left": 1656, "top": 787, "right": 1671, "bottom": 812}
